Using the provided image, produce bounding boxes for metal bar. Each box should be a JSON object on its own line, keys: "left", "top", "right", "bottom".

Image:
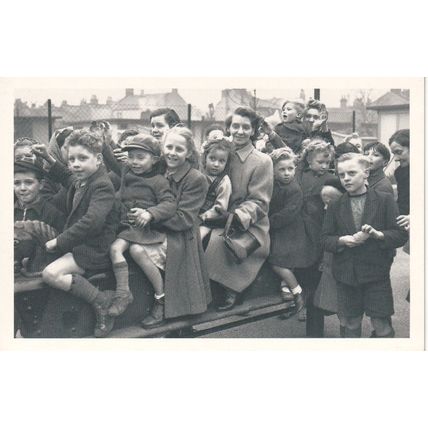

{"left": 187, "top": 104, "right": 192, "bottom": 129}
{"left": 47, "top": 99, "right": 52, "bottom": 140}
{"left": 314, "top": 88, "right": 320, "bottom": 100}
{"left": 352, "top": 110, "right": 356, "bottom": 132}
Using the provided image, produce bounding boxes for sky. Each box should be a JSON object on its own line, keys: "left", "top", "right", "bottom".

{"left": 14, "top": 87, "right": 388, "bottom": 113}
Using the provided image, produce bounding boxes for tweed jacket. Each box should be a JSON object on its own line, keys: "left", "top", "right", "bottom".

{"left": 322, "top": 188, "right": 408, "bottom": 286}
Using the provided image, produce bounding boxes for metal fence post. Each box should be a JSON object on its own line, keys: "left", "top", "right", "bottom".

{"left": 187, "top": 104, "right": 192, "bottom": 129}
{"left": 314, "top": 89, "right": 320, "bottom": 100}
{"left": 47, "top": 99, "right": 53, "bottom": 140}
{"left": 352, "top": 110, "right": 356, "bottom": 132}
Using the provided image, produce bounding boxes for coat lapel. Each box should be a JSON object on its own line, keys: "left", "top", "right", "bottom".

{"left": 361, "top": 189, "right": 378, "bottom": 226}
{"left": 339, "top": 193, "right": 357, "bottom": 234}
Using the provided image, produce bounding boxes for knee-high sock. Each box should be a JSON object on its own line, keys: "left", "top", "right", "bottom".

{"left": 112, "top": 261, "right": 129, "bottom": 293}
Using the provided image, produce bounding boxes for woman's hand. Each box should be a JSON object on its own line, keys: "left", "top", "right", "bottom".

{"left": 128, "top": 208, "right": 153, "bottom": 228}
{"left": 45, "top": 238, "right": 57, "bottom": 252}
{"left": 397, "top": 215, "right": 410, "bottom": 231}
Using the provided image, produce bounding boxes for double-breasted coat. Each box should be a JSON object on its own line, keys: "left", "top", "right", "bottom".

{"left": 160, "top": 161, "right": 212, "bottom": 319}
{"left": 205, "top": 143, "right": 274, "bottom": 293}
{"left": 268, "top": 178, "right": 314, "bottom": 269}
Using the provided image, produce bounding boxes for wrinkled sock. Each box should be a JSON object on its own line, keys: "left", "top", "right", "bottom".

{"left": 70, "top": 274, "right": 105, "bottom": 306}
{"left": 112, "top": 261, "right": 130, "bottom": 294}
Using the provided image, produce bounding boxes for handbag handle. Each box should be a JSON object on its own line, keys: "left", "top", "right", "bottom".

{"left": 223, "top": 213, "right": 235, "bottom": 237}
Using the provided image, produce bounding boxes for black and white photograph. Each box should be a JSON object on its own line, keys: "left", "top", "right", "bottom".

{"left": 4, "top": 79, "right": 422, "bottom": 344}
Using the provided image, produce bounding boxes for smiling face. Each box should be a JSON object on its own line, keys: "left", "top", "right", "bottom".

{"left": 274, "top": 158, "right": 296, "bottom": 184}
{"left": 229, "top": 114, "right": 254, "bottom": 148}
{"left": 307, "top": 152, "right": 331, "bottom": 176}
{"left": 67, "top": 145, "right": 101, "bottom": 182}
{"left": 127, "top": 148, "right": 156, "bottom": 174}
{"left": 151, "top": 114, "right": 170, "bottom": 141}
{"left": 389, "top": 141, "right": 409, "bottom": 167}
{"left": 205, "top": 148, "right": 228, "bottom": 176}
{"left": 281, "top": 102, "right": 299, "bottom": 123}
{"left": 163, "top": 133, "right": 190, "bottom": 171}
{"left": 364, "top": 148, "right": 387, "bottom": 171}
{"left": 337, "top": 158, "right": 369, "bottom": 196}
{"left": 14, "top": 171, "right": 42, "bottom": 206}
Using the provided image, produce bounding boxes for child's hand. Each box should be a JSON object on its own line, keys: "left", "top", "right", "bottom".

{"left": 396, "top": 215, "right": 410, "bottom": 231}
{"left": 361, "top": 224, "right": 384, "bottom": 240}
{"left": 45, "top": 238, "right": 57, "bottom": 252}
{"left": 32, "top": 144, "right": 54, "bottom": 163}
{"left": 339, "top": 235, "right": 362, "bottom": 247}
{"left": 352, "top": 231, "right": 370, "bottom": 244}
{"left": 129, "top": 208, "right": 153, "bottom": 228}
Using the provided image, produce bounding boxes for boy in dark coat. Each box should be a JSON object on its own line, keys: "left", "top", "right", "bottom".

{"left": 322, "top": 153, "right": 408, "bottom": 338}
{"left": 14, "top": 158, "right": 66, "bottom": 272}
{"left": 363, "top": 141, "right": 394, "bottom": 196}
{"left": 41, "top": 130, "right": 118, "bottom": 338}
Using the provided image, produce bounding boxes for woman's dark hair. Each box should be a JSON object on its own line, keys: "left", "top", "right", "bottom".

{"left": 334, "top": 141, "right": 360, "bottom": 159}
{"left": 150, "top": 108, "right": 181, "bottom": 127}
{"left": 363, "top": 141, "right": 391, "bottom": 163}
{"left": 118, "top": 129, "right": 139, "bottom": 145}
{"left": 225, "top": 107, "right": 259, "bottom": 141}
{"left": 388, "top": 129, "right": 409, "bottom": 147}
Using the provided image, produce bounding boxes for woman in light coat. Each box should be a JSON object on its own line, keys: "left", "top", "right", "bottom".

{"left": 205, "top": 107, "right": 273, "bottom": 310}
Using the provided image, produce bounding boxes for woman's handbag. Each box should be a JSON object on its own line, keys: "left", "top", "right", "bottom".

{"left": 222, "top": 213, "right": 260, "bottom": 263}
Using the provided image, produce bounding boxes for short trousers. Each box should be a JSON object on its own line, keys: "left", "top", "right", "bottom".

{"left": 337, "top": 278, "right": 394, "bottom": 319}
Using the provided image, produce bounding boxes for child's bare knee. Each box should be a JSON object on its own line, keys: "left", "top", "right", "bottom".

{"left": 42, "top": 266, "right": 57, "bottom": 286}
{"left": 129, "top": 245, "right": 144, "bottom": 257}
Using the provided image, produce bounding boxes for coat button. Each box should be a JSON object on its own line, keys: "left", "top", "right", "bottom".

{"left": 36, "top": 329, "right": 41, "bottom": 336}
{"left": 71, "top": 327, "right": 76, "bottom": 333}
{"left": 27, "top": 306, "right": 32, "bottom": 311}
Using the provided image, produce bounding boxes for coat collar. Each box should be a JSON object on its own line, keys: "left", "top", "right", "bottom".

{"left": 14, "top": 196, "right": 43, "bottom": 214}
{"left": 368, "top": 168, "right": 386, "bottom": 187}
{"left": 235, "top": 142, "right": 254, "bottom": 163}
{"left": 166, "top": 161, "right": 192, "bottom": 183}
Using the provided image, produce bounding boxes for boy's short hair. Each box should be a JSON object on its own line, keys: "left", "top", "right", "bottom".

{"left": 281, "top": 99, "right": 305, "bottom": 115}
{"left": 388, "top": 129, "right": 409, "bottom": 147}
{"left": 14, "top": 137, "right": 39, "bottom": 148}
{"left": 118, "top": 129, "right": 139, "bottom": 145}
{"left": 149, "top": 108, "right": 181, "bottom": 127}
{"left": 334, "top": 142, "right": 360, "bottom": 159}
{"left": 305, "top": 98, "right": 327, "bottom": 114}
{"left": 363, "top": 141, "right": 391, "bottom": 163}
{"left": 336, "top": 152, "right": 370, "bottom": 169}
{"left": 66, "top": 130, "right": 103, "bottom": 155}
{"left": 270, "top": 147, "right": 297, "bottom": 165}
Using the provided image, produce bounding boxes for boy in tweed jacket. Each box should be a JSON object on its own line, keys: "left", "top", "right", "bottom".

{"left": 322, "top": 153, "right": 408, "bottom": 338}
{"left": 40, "top": 130, "right": 118, "bottom": 338}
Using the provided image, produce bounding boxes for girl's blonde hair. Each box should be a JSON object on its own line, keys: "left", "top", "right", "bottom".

{"left": 300, "top": 138, "right": 334, "bottom": 168}
{"left": 164, "top": 126, "right": 200, "bottom": 169}
{"left": 270, "top": 147, "right": 297, "bottom": 165}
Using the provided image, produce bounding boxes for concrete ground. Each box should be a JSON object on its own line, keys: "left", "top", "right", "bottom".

{"left": 203, "top": 248, "right": 410, "bottom": 338}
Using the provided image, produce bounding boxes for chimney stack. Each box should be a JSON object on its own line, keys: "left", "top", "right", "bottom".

{"left": 340, "top": 96, "right": 347, "bottom": 109}
{"left": 125, "top": 88, "right": 134, "bottom": 97}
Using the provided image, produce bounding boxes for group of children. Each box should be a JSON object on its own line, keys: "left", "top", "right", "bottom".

{"left": 14, "top": 100, "right": 410, "bottom": 338}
